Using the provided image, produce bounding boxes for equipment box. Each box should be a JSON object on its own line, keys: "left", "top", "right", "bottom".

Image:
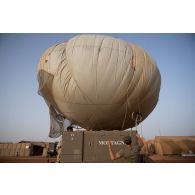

{"left": 61, "top": 130, "right": 137, "bottom": 163}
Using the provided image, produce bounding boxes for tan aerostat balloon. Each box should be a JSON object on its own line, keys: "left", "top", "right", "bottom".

{"left": 37, "top": 35, "right": 161, "bottom": 137}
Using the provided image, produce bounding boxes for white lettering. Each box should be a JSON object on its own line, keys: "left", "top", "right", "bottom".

{"left": 98, "top": 140, "right": 124, "bottom": 146}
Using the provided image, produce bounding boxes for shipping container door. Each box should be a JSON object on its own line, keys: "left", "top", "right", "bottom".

{"left": 83, "top": 131, "right": 96, "bottom": 162}
{"left": 61, "top": 131, "right": 83, "bottom": 162}
{"left": 96, "top": 131, "right": 127, "bottom": 163}
{"left": 83, "top": 130, "right": 137, "bottom": 163}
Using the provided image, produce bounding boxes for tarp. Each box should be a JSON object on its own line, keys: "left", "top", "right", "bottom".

{"left": 154, "top": 136, "right": 195, "bottom": 155}
{"left": 37, "top": 35, "right": 161, "bottom": 138}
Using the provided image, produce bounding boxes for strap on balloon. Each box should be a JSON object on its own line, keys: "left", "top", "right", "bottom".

{"left": 132, "top": 112, "right": 142, "bottom": 132}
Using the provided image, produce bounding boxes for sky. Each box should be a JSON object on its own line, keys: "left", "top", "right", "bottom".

{"left": 0, "top": 33, "right": 195, "bottom": 142}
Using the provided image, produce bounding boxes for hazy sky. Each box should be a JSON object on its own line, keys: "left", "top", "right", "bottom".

{"left": 0, "top": 33, "right": 195, "bottom": 142}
